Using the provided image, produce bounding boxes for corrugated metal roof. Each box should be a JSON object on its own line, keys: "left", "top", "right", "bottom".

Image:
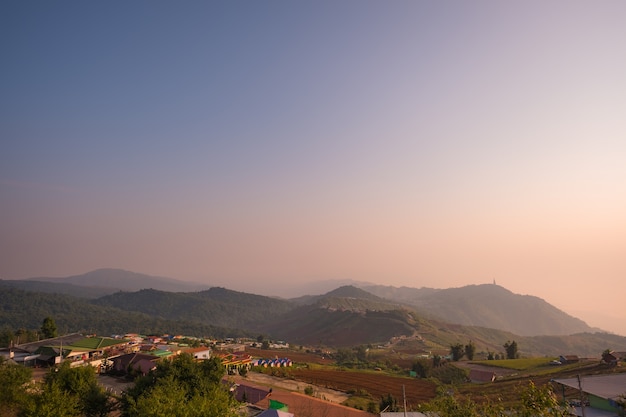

{"left": 553, "top": 373, "right": 626, "bottom": 401}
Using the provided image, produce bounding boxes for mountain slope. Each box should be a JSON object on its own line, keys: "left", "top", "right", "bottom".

{"left": 364, "top": 283, "right": 595, "bottom": 336}
{"left": 291, "top": 285, "right": 404, "bottom": 311}
{"left": 263, "top": 306, "right": 419, "bottom": 347}
{"left": 92, "top": 287, "right": 294, "bottom": 330}
{"left": 0, "top": 284, "right": 248, "bottom": 339}
{"left": 2, "top": 282, "right": 625, "bottom": 357}
{"left": 263, "top": 285, "right": 426, "bottom": 346}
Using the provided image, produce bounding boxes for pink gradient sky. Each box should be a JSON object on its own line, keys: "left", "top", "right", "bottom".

{"left": 1, "top": 1, "right": 625, "bottom": 335}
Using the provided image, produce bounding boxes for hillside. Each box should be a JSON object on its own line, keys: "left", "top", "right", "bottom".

{"left": 2, "top": 282, "right": 625, "bottom": 357}
{"left": 291, "top": 285, "right": 404, "bottom": 311}
{"left": 0, "top": 284, "right": 248, "bottom": 340}
{"left": 263, "top": 306, "right": 419, "bottom": 347}
{"left": 10, "top": 270, "right": 600, "bottom": 338}
{"left": 92, "top": 287, "right": 294, "bottom": 330}
{"left": 364, "top": 283, "right": 595, "bottom": 336}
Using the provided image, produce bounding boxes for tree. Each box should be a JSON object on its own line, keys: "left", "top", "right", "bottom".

{"left": 504, "top": 340, "right": 518, "bottom": 359}
{"left": 380, "top": 393, "right": 400, "bottom": 412}
{"left": 418, "top": 388, "right": 483, "bottom": 417}
{"left": 43, "top": 361, "right": 113, "bottom": 417}
{"left": 122, "top": 354, "right": 236, "bottom": 417}
{"left": 334, "top": 348, "right": 357, "bottom": 366}
{"left": 450, "top": 343, "right": 465, "bottom": 361}
{"left": 21, "top": 380, "right": 81, "bottom": 417}
{"left": 465, "top": 340, "right": 476, "bottom": 361}
{"left": 0, "top": 357, "right": 33, "bottom": 414}
{"left": 433, "top": 354, "right": 443, "bottom": 367}
{"left": 419, "top": 383, "right": 568, "bottom": 417}
{"left": 355, "top": 345, "right": 369, "bottom": 362}
{"left": 516, "top": 381, "right": 570, "bottom": 417}
{"left": 41, "top": 316, "right": 58, "bottom": 339}
{"left": 412, "top": 358, "right": 433, "bottom": 378}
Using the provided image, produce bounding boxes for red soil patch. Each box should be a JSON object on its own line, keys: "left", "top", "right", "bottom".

{"left": 290, "top": 368, "right": 437, "bottom": 408}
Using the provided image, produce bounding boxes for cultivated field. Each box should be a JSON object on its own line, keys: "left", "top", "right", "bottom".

{"left": 290, "top": 368, "right": 437, "bottom": 408}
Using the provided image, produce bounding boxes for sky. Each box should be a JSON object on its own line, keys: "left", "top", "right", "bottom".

{"left": 1, "top": 1, "right": 625, "bottom": 335}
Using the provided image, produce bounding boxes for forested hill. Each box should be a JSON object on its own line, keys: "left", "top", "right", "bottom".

{"left": 92, "top": 287, "right": 294, "bottom": 330}
{"left": 0, "top": 285, "right": 249, "bottom": 342}
{"left": 363, "top": 283, "right": 596, "bottom": 336}
{"left": 2, "top": 283, "right": 626, "bottom": 357}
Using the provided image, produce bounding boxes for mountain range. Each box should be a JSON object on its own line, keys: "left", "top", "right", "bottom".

{"left": 1, "top": 268, "right": 624, "bottom": 357}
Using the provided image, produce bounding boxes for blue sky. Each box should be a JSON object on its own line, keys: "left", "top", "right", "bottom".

{"left": 2, "top": 1, "right": 625, "bottom": 334}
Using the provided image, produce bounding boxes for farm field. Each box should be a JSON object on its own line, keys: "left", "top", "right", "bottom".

{"left": 246, "top": 347, "right": 333, "bottom": 365}
{"left": 290, "top": 368, "right": 437, "bottom": 408}
{"left": 471, "top": 358, "right": 554, "bottom": 371}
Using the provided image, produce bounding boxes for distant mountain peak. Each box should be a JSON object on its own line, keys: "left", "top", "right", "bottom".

{"left": 323, "top": 285, "right": 382, "bottom": 300}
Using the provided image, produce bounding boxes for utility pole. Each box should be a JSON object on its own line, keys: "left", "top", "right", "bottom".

{"left": 403, "top": 384, "right": 407, "bottom": 417}
{"left": 577, "top": 374, "right": 586, "bottom": 417}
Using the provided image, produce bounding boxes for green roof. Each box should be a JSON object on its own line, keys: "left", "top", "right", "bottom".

{"left": 65, "top": 337, "right": 128, "bottom": 350}
{"left": 151, "top": 349, "right": 173, "bottom": 357}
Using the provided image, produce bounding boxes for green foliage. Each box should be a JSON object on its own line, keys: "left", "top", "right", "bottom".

{"left": 41, "top": 316, "right": 58, "bottom": 339}
{"left": 380, "top": 393, "right": 400, "bottom": 412}
{"left": 367, "top": 401, "right": 379, "bottom": 413}
{"left": 335, "top": 348, "right": 357, "bottom": 366}
{"left": 0, "top": 357, "right": 33, "bottom": 414}
{"left": 419, "top": 391, "right": 485, "bottom": 417}
{"left": 21, "top": 380, "right": 81, "bottom": 417}
{"left": 517, "top": 381, "right": 570, "bottom": 417}
{"left": 450, "top": 343, "right": 465, "bottom": 361}
{"left": 473, "top": 357, "right": 552, "bottom": 371}
{"left": 0, "top": 286, "right": 249, "bottom": 341}
{"left": 122, "top": 354, "right": 236, "bottom": 417}
{"left": 93, "top": 287, "right": 294, "bottom": 331}
{"left": 504, "top": 340, "right": 519, "bottom": 359}
{"left": 304, "top": 385, "right": 314, "bottom": 396}
{"left": 465, "top": 340, "right": 476, "bottom": 360}
{"left": 43, "top": 361, "right": 113, "bottom": 417}
{"left": 430, "top": 364, "right": 469, "bottom": 385}
{"left": 420, "top": 383, "right": 569, "bottom": 417}
{"left": 412, "top": 358, "right": 433, "bottom": 378}
{"left": 433, "top": 354, "right": 443, "bottom": 367}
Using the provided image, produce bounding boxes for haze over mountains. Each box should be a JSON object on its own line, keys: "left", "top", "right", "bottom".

{"left": 2, "top": 268, "right": 625, "bottom": 357}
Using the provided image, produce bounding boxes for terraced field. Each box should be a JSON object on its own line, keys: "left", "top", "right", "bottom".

{"left": 290, "top": 368, "right": 437, "bottom": 407}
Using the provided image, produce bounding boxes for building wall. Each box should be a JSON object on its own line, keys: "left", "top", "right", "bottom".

{"left": 588, "top": 394, "right": 619, "bottom": 414}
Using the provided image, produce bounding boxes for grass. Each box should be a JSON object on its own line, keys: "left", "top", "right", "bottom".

{"left": 471, "top": 357, "right": 554, "bottom": 371}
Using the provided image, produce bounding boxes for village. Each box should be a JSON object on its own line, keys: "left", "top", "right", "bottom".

{"left": 3, "top": 331, "right": 626, "bottom": 417}
{"left": 1, "top": 332, "right": 381, "bottom": 417}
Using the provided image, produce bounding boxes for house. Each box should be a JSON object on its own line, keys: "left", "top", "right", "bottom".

{"left": 111, "top": 353, "right": 159, "bottom": 375}
{"left": 602, "top": 351, "right": 619, "bottom": 366}
{"left": 468, "top": 368, "right": 496, "bottom": 383}
{"left": 0, "top": 346, "right": 41, "bottom": 367}
{"left": 552, "top": 373, "right": 626, "bottom": 416}
{"left": 13, "top": 335, "right": 129, "bottom": 368}
{"left": 183, "top": 346, "right": 211, "bottom": 360}
{"left": 560, "top": 355, "right": 580, "bottom": 364}
{"left": 229, "top": 382, "right": 271, "bottom": 404}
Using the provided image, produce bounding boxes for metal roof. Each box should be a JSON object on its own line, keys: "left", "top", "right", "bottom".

{"left": 553, "top": 373, "right": 626, "bottom": 401}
